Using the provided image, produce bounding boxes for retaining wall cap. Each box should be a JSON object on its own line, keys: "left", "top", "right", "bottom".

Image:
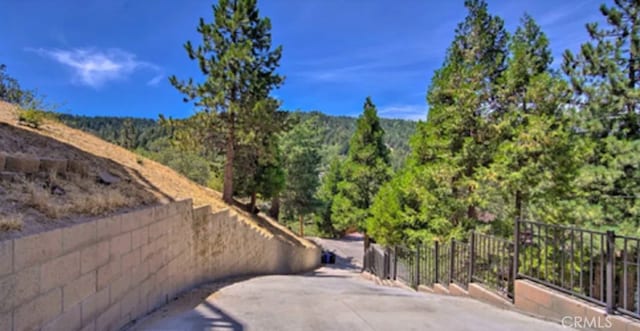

{"left": 39, "top": 158, "right": 68, "bottom": 173}
{"left": 66, "top": 160, "right": 89, "bottom": 176}
{"left": 5, "top": 155, "right": 40, "bottom": 173}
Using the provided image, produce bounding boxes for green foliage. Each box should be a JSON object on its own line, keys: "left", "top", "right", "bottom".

{"left": 368, "top": 0, "right": 640, "bottom": 245}
{"left": 332, "top": 97, "right": 392, "bottom": 232}
{"left": 562, "top": 0, "right": 640, "bottom": 233}
{"left": 369, "top": 0, "right": 509, "bottom": 244}
{"left": 137, "top": 138, "right": 215, "bottom": 186}
{"left": 231, "top": 105, "right": 290, "bottom": 209}
{"left": 119, "top": 118, "right": 137, "bottom": 149}
{"left": 0, "top": 64, "right": 37, "bottom": 107}
{"left": 169, "top": 0, "right": 284, "bottom": 203}
{"left": 295, "top": 111, "right": 416, "bottom": 171}
{"left": 60, "top": 115, "right": 166, "bottom": 150}
{"left": 280, "top": 115, "right": 323, "bottom": 220}
{"left": 18, "top": 108, "right": 48, "bottom": 128}
{"left": 317, "top": 158, "right": 343, "bottom": 237}
{"left": 2, "top": 64, "right": 59, "bottom": 128}
{"left": 480, "top": 14, "right": 581, "bottom": 230}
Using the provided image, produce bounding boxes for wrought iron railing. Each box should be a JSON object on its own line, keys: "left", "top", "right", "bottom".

{"left": 417, "top": 244, "right": 437, "bottom": 287}
{"left": 394, "top": 245, "right": 415, "bottom": 286}
{"left": 471, "top": 232, "right": 513, "bottom": 298}
{"left": 363, "top": 218, "right": 640, "bottom": 320}
{"left": 364, "top": 244, "right": 389, "bottom": 280}
{"left": 615, "top": 235, "right": 640, "bottom": 318}
{"left": 516, "top": 220, "right": 640, "bottom": 319}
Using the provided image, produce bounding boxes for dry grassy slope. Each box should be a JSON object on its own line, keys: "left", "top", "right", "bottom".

{"left": 0, "top": 101, "right": 313, "bottom": 247}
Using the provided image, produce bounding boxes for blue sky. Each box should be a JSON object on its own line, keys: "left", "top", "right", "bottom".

{"left": 1, "top": 0, "right": 607, "bottom": 120}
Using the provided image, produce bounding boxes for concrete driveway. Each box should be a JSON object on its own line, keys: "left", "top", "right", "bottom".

{"left": 131, "top": 237, "right": 568, "bottom": 331}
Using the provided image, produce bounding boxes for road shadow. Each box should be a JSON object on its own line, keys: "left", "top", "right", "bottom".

{"left": 338, "top": 235, "right": 365, "bottom": 242}
{"left": 322, "top": 255, "right": 361, "bottom": 271}
{"left": 301, "top": 269, "right": 351, "bottom": 278}
{"left": 186, "top": 301, "right": 244, "bottom": 331}
{"left": 309, "top": 236, "right": 364, "bottom": 271}
{"left": 125, "top": 276, "right": 252, "bottom": 331}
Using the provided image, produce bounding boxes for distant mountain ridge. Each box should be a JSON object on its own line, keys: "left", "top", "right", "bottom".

{"left": 59, "top": 110, "right": 417, "bottom": 170}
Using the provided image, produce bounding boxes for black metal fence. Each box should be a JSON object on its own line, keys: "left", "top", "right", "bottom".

{"left": 417, "top": 244, "right": 437, "bottom": 287}
{"left": 516, "top": 220, "right": 640, "bottom": 319}
{"left": 471, "top": 232, "right": 514, "bottom": 298}
{"left": 394, "top": 245, "right": 415, "bottom": 285}
{"left": 364, "top": 244, "right": 390, "bottom": 280}
{"left": 363, "top": 219, "right": 640, "bottom": 320}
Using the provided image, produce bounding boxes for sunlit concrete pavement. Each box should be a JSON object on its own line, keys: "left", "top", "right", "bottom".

{"left": 134, "top": 237, "right": 570, "bottom": 331}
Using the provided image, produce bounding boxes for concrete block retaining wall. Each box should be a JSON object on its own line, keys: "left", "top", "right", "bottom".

{"left": 0, "top": 200, "right": 320, "bottom": 331}
{"left": 514, "top": 280, "right": 640, "bottom": 331}
{"left": 0, "top": 153, "right": 89, "bottom": 175}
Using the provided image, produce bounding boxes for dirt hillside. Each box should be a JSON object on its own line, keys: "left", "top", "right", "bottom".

{"left": 0, "top": 101, "right": 312, "bottom": 247}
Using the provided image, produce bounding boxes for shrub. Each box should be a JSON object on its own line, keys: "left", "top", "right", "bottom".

{"left": 0, "top": 215, "right": 23, "bottom": 232}
{"left": 18, "top": 108, "right": 47, "bottom": 128}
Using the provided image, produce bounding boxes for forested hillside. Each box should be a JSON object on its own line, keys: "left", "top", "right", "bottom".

{"left": 4, "top": 0, "right": 637, "bottom": 244}
{"left": 58, "top": 111, "right": 416, "bottom": 171}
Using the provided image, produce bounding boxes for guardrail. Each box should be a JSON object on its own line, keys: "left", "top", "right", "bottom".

{"left": 471, "top": 232, "right": 514, "bottom": 298}
{"left": 364, "top": 219, "right": 640, "bottom": 319}
{"left": 516, "top": 220, "right": 640, "bottom": 319}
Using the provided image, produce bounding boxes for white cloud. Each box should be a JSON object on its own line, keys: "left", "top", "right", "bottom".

{"left": 378, "top": 104, "right": 428, "bottom": 121}
{"left": 537, "top": 0, "right": 597, "bottom": 28}
{"left": 146, "top": 74, "right": 164, "bottom": 86}
{"left": 32, "top": 48, "right": 163, "bottom": 88}
{"left": 291, "top": 40, "right": 437, "bottom": 84}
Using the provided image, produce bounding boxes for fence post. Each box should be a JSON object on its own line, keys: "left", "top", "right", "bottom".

{"left": 450, "top": 239, "right": 456, "bottom": 284}
{"left": 469, "top": 232, "right": 475, "bottom": 284}
{"left": 435, "top": 241, "right": 440, "bottom": 284}
{"left": 363, "top": 234, "right": 370, "bottom": 273}
{"left": 363, "top": 245, "right": 368, "bottom": 271}
{"left": 415, "top": 245, "right": 421, "bottom": 289}
{"left": 383, "top": 248, "right": 390, "bottom": 279}
{"left": 393, "top": 246, "right": 398, "bottom": 280}
{"left": 513, "top": 217, "right": 520, "bottom": 286}
{"left": 606, "top": 230, "right": 615, "bottom": 314}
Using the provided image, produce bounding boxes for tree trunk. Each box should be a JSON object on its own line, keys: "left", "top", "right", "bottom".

{"left": 248, "top": 191, "right": 257, "bottom": 214}
{"left": 269, "top": 196, "right": 280, "bottom": 220}
{"left": 222, "top": 118, "right": 235, "bottom": 204}
{"left": 628, "top": 20, "right": 638, "bottom": 136}
{"left": 515, "top": 190, "right": 523, "bottom": 221}
{"left": 299, "top": 215, "right": 304, "bottom": 237}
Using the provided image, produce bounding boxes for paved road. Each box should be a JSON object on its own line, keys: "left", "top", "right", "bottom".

{"left": 133, "top": 237, "right": 568, "bottom": 331}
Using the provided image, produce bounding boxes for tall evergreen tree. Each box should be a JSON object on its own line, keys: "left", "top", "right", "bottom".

{"left": 563, "top": 0, "right": 640, "bottom": 232}
{"left": 280, "top": 116, "right": 323, "bottom": 234}
{"left": 233, "top": 102, "right": 289, "bottom": 212}
{"left": 119, "top": 118, "right": 137, "bottom": 149}
{"left": 332, "top": 97, "right": 391, "bottom": 233}
{"left": 317, "top": 158, "right": 343, "bottom": 237}
{"left": 481, "top": 15, "right": 578, "bottom": 231}
{"left": 368, "top": 0, "right": 508, "bottom": 243}
{"left": 169, "top": 0, "right": 283, "bottom": 204}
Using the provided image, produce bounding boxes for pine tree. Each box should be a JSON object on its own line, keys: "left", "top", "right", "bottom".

{"left": 119, "top": 118, "right": 137, "bottom": 149}
{"left": 317, "top": 158, "right": 343, "bottom": 237}
{"left": 481, "top": 14, "right": 579, "bottom": 230}
{"left": 233, "top": 102, "right": 289, "bottom": 212}
{"left": 562, "top": 0, "right": 640, "bottom": 233}
{"left": 280, "top": 116, "right": 323, "bottom": 234}
{"left": 332, "top": 97, "right": 392, "bottom": 233}
{"left": 169, "top": 0, "right": 283, "bottom": 204}
{"left": 368, "top": 0, "right": 508, "bottom": 243}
